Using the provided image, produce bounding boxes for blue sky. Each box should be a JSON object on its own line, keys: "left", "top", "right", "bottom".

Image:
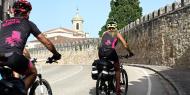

{"left": 28, "top": 0, "right": 176, "bottom": 40}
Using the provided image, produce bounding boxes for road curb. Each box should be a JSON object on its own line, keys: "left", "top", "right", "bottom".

{"left": 127, "top": 64, "right": 182, "bottom": 95}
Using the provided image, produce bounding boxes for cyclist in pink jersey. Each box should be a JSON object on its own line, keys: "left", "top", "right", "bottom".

{"left": 99, "top": 21, "right": 134, "bottom": 95}
{"left": 0, "top": 0, "right": 61, "bottom": 93}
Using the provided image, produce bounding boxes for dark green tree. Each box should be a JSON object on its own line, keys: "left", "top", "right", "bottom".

{"left": 99, "top": 0, "right": 142, "bottom": 37}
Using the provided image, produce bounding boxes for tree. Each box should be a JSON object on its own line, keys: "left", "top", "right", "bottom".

{"left": 99, "top": 0, "right": 142, "bottom": 37}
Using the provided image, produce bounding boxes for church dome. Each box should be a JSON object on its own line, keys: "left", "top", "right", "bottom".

{"left": 72, "top": 14, "right": 83, "bottom": 21}
{"left": 72, "top": 9, "right": 83, "bottom": 21}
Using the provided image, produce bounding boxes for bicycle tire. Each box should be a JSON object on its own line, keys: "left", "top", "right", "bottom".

{"left": 120, "top": 69, "right": 128, "bottom": 95}
{"left": 29, "top": 79, "right": 52, "bottom": 95}
{"left": 96, "top": 73, "right": 102, "bottom": 95}
{"left": 96, "top": 73, "right": 109, "bottom": 95}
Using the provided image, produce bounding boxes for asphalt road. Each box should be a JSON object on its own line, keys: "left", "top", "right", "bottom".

{"left": 36, "top": 64, "right": 177, "bottom": 95}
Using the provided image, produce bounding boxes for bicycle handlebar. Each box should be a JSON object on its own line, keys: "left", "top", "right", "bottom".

{"left": 30, "top": 57, "right": 58, "bottom": 64}
{"left": 119, "top": 54, "right": 134, "bottom": 59}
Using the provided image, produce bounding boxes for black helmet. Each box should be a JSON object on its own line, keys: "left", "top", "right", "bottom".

{"left": 13, "top": 0, "right": 32, "bottom": 15}
{"left": 107, "top": 21, "right": 117, "bottom": 29}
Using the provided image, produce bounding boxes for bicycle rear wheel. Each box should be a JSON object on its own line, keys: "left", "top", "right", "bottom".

{"left": 29, "top": 79, "right": 52, "bottom": 95}
{"left": 120, "top": 69, "right": 128, "bottom": 95}
{"left": 96, "top": 73, "right": 109, "bottom": 95}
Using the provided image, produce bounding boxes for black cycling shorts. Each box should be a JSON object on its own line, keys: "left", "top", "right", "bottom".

{"left": 0, "top": 52, "right": 30, "bottom": 74}
{"left": 98, "top": 47, "right": 119, "bottom": 62}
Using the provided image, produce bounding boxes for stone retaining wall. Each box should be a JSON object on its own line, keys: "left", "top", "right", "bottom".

{"left": 119, "top": 0, "right": 190, "bottom": 68}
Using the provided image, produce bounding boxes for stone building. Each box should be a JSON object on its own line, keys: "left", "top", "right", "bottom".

{"left": 27, "top": 9, "right": 98, "bottom": 64}
{"left": 27, "top": 9, "right": 88, "bottom": 49}
{"left": 0, "top": 0, "right": 15, "bottom": 21}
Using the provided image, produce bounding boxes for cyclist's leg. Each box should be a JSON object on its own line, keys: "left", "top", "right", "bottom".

{"left": 7, "top": 53, "right": 37, "bottom": 92}
{"left": 23, "top": 61, "right": 37, "bottom": 91}
{"left": 114, "top": 60, "right": 121, "bottom": 95}
{"left": 22, "top": 48, "right": 37, "bottom": 91}
{"left": 109, "top": 50, "right": 121, "bottom": 95}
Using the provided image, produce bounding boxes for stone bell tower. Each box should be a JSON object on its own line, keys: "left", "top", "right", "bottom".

{"left": 71, "top": 8, "right": 84, "bottom": 33}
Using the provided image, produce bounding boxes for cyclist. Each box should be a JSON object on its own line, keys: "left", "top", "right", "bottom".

{"left": 13, "top": 48, "right": 36, "bottom": 78}
{"left": 0, "top": 0, "right": 61, "bottom": 93}
{"left": 98, "top": 21, "right": 134, "bottom": 95}
{"left": 23, "top": 48, "right": 31, "bottom": 59}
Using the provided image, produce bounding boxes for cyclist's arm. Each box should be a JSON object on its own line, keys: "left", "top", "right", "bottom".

{"left": 117, "top": 32, "right": 128, "bottom": 48}
{"left": 29, "top": 21, "right": 61, "bottom": 60}
{"left": 29, "top": 21, "right": 58, "bottom": 55}
{"left": 36, "top": 33, "right": 58, "bottom": 54}
{"left": 98, "top": 31, "right": 107, "bottom": 48}
{"left": 117, "top": 32, "right": 132, "bottom": 52}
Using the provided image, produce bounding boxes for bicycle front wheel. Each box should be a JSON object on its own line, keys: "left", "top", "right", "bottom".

{"left": 120, "top": 69, "right": 128, "bottom": 95}
{"left": 29, "top": 79, "right": 52, "bottom": 95}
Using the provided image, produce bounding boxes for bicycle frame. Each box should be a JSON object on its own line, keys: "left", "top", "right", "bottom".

{"left": 36, "top": 73, "right": 45, "bottom": 94}
{"left": 28, "top": 58, "right": 53, "bottom": 95}
{"left": 30, "top": 60, "right": 45, "bottom": 93}
{"left": 96, "top": 59, "right": 128, "bottom": 95}
{"left": 96, "top": 59, "right": 116, "bottom": 94}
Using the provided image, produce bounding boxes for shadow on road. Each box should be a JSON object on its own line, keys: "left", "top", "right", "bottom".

{"left": 88, "top": 70, "right": 177, "bottom": 95}
{"left": 158, "top": 67, "right": 190, "bottom": 95}
{"left": 127, "top": 73, "right": 177, "bottom": 95}
{"left": 128, "top": 64, "right": 190, "bottom": 95}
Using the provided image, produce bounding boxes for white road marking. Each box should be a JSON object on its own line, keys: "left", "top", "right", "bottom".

{"left": 139, "top": 68, "right": 152, "bottom": 95}
{"left": 124, "top": 66, "right": 152, "bottom": 95}
{"left": 50, "top": 66, "right": 83, "bottom": 84}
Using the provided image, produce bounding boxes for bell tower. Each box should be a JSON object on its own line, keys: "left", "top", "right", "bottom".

{"left": 71, "top": 8, "right": 84, "bottom": 33}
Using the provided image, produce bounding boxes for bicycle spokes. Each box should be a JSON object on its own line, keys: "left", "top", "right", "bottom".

{"left": 34, "top": 85, "right": 49, "bottom": 95}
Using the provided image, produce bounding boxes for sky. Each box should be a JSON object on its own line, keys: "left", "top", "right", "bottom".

{"left": 28, "top": 0, "right": 177, "bottom": 40}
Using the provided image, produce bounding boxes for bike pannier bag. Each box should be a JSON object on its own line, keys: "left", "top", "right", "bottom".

{"left": 91, "top": 59, "right": 99, "bottom": 80}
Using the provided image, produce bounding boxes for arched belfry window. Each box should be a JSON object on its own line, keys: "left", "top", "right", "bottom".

{"left": 76, "top": 23, "right": 79, "bottom": 30}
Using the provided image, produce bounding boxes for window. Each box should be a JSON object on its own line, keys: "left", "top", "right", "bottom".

{"left": 76, "top": 23, "right": 79, "bottom": 30}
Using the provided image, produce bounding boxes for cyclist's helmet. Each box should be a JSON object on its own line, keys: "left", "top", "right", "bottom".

{"left": 107, "top": 21, "right": 117, "bottom": 29}
{"left": 12, "top": 0, "right": 32, "bottom": 17}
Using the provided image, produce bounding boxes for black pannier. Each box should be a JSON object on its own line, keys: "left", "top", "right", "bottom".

{"left": 91, "top": 59, "right": 99, "bottom": 80}
{"left": 91, "top": 59, "right": 115, "bottom": 80}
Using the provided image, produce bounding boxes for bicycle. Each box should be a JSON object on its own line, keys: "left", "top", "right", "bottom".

{"left": 28, "top": 57, "right": 57, "bottom": 95}
{"left": 0, "top": 54, "right": 26, "bottom": 95}
{"left": 95, "top": 55, "right": 129, "bottom": 95}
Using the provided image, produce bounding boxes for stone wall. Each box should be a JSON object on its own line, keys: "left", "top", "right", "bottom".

{"left": 119, "top": 0, "right": 190, "bottom": 68}
{"left": 29, "top": 38, "right": 99, "bottom": 64}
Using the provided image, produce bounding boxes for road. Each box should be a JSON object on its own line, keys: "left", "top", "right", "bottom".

{"left": 36, "top": 64, "right": 177, "bottom": 95}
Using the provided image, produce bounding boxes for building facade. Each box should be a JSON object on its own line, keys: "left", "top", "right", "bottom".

{"left": 27, "top": 9, "right": 89, "bottom": 49}
{"left": 0, "top": 1, "right": 97, "bottom": 64}
{"left": 26, "top": 9, "right": 97, "bottom": 64}
{"left": 0, "top": 0, "right": 15, "bottom": 21}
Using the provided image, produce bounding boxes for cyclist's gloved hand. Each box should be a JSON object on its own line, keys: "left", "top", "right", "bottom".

{"left": 125, "top": 52, "right": 134, "bottom": 58}
{"left": 128, "top": 52, "right": 134, "bottom": 57}
{"left": 31, "top": 58, "right": 37, "bottom": 64}
{"left": 52, "top": 52, "right": 61, "bottom": 60}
